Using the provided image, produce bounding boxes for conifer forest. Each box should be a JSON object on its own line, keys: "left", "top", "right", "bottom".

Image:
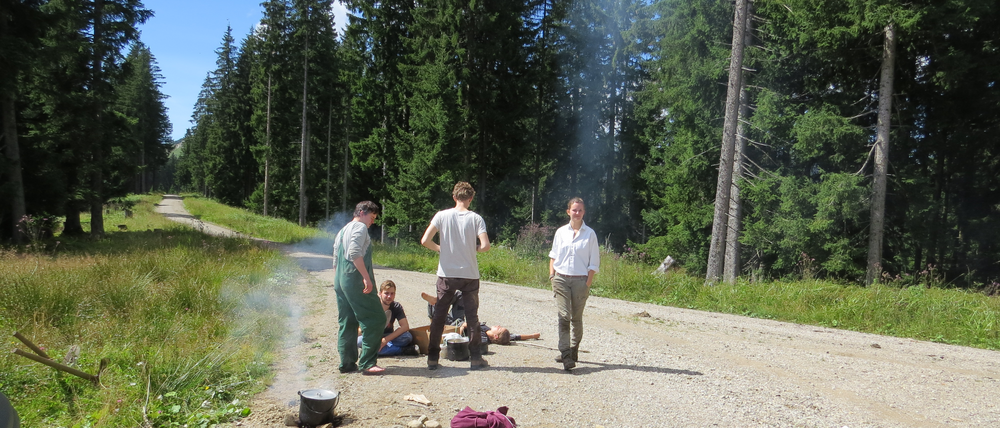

{"left": 2, "top": 0, "right": 999, "bottom": 286}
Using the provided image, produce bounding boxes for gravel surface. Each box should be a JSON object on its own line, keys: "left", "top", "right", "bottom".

{"left": 158, "top": 196, "right": 1000, "bottom": 427}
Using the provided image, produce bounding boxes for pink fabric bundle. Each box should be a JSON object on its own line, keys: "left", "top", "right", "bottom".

{"left": 450, "top": 406, "right": 516, "bottom": 428}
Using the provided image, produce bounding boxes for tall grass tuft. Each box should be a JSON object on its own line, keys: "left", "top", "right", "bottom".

{"left": 0, "top": 195, "right": 296, "bottom": 427}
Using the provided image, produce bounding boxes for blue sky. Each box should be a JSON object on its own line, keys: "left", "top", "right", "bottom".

{"left": 138, "top": 0, "right": 348, "bottom": 141}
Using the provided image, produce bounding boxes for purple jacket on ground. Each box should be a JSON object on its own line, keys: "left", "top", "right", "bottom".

{"left": 450, "top": 406, "right": 516, "bottom": 428}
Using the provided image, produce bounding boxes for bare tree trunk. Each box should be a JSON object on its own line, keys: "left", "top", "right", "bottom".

{"left": 325, "top": 100, "right": 332, "bottom": 220}
{"left": 0, "top": 0, "right": 24, "bottom": 243}
{"left": 706, "top": 0, "right": 749, "bottom": 284}
{"left": 865, "top": 22, "right": 897, "bottom": 285}
{"left": 89, "top": 0, "right": 105, "bottom": 237}
{"left": 298, "top": 35, "right": 309, "bottom": 226}
{"left": 724, "top": 4, "right": 754, "bottom": 284}
{"left": 140, "top": 146, "right": 146, "bottom": 193}
{"left": 724, "top": 86, "right": 751, "bottom": 283}
{"left": 342, "top": 100, "right": 349, "bottom": 213}
{"left": 2, "top": 92, "right": 26, "bottom": 243}
{"left": 264, "top": 74, "right": 272, "bottom": 216}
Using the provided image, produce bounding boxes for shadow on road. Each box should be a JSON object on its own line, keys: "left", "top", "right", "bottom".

{"left": 379, "top": 358, "right": 702, "bottom": 378}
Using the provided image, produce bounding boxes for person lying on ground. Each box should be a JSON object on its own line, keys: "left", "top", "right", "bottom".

{"left": 421, "top": 292, "right": 540, "bottom": 345}
{"left": 358, "top": 280, "right": 419, "bottom": 356}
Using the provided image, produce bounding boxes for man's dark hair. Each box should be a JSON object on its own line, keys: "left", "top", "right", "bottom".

{"left": 354, "top": 201, "right": 380, "bottom": 217}
{"left": 494, "top": 328, "right": 511, "bottom": 345}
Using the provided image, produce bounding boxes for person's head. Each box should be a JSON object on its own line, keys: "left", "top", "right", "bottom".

{"left": 566, "top": 197, "right": 585, "bottom": 222}
{"left": 485, "top": 325, "right": 511, "bottom": 345}
{"left": 354, "top": 201, "right": 380, "bottom": 226}
{"left": 378, "top": 280, "right": 396, "bottom": 306}
{"left": 452, "top": 182, "right": 476, "bottom": 203}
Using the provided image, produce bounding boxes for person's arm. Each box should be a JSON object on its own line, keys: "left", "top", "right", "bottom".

{"left": 586, "top": 229, "right": 600, "bottom": 288}
{"left": 477, "top": 231, "right": 490, "bottom": 252}
{"left": 352, "top": 256, "right": 375, "bottom": 294}
{"left": 514, "top": 333, "right": 540, "bottom": 340}
{"left": 383, "top": 317, "right": 410, "bottom": 343}
{"left": 549, "top": 258, "right": 555, "bottom": 280}
{"left": 421, "top": 224, "right": 440, "bottom": 252}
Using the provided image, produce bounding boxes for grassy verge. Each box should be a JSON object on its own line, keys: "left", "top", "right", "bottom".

{"left": 182, "top": 195, "right": 329, "bottom": 244}
{"left": 375, "top": 244, "right": 1000, "bottom": 351}
{"left": 0, "top": 195, "right": 297, "bottom": 427}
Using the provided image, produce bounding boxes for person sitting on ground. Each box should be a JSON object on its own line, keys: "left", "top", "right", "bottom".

{"left": 359, "top": 280, "right": 419, "bottom": 356}
{"left": 421, "top": 292, "right": 540, "bottom": 345}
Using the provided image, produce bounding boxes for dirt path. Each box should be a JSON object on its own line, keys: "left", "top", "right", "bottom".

{"left": 158, "top": 196, "right": 1000, "bottom": 427}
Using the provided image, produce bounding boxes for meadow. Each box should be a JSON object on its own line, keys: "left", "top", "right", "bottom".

{"left": 2, "top": 194, "right": 999, "bottom": 426}
{"left": 0, "top": 195, "right": 297, "bottom": 427}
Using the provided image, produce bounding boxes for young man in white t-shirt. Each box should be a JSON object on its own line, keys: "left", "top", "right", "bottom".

{"left": 420, "top": 181, "right": 491, "bottom": 370}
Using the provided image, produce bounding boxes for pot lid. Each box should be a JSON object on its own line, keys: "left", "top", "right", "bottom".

{"left": 299, "top": 389, "right": 339, "bottom": 400}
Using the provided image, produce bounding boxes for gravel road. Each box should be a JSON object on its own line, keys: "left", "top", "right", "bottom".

{"left": 158, "top": 196, "right": 1000, "bottom": 427}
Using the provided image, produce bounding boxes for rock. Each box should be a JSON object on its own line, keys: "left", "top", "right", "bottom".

{"left": 407, "top": 419, "right": 424, "bottom": 428}
{"left": 425, "top": 420, "right": 442, "bottom": 428}
{"left": 283, "top": 414, "right": 298, "bottom": 426}
{"left": 418, "top": 414, "right": 429, "bottom": 423}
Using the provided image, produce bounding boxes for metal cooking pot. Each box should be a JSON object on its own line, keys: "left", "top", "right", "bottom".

{"left": 446, "top": 337, "right": 470, "bottom": 361}
{"left": 0, "top": 390, "right": 19, "bottom": 428}
{"left": 298, "top": 389, "right": 339, "bottom": 426}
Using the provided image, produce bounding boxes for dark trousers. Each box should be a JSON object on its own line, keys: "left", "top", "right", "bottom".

{"left": 428, "top": 277, "right": 482, "bottom": 361}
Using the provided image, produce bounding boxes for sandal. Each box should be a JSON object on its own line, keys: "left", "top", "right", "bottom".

{"left": 362, "top": 365, "right": 386, "bottom": 376}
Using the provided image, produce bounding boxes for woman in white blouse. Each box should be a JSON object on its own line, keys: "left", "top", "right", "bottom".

{"left": 548, "top": 197, "right": 600, "bottom": 370}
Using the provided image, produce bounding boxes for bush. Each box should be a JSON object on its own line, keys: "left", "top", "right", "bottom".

{"left": 513, "top": 223, "right": 554, "bottom": 259}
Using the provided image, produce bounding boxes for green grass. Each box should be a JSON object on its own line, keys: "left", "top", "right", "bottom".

{"left": 182, "top": 195, "right": 330, "bottom": 244}
{"left": 1, "top": 195, "right": 297, "bottom": 427}
{"left": 375, "top": 244, "right": 1000, "bottom": 351}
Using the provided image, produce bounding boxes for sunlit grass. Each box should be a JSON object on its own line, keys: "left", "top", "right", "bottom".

{"left": 0, "top": 195, "right": 297, "bottom": 427}
{"left": 182, "top": 195, "right": 329, "bottom": 244}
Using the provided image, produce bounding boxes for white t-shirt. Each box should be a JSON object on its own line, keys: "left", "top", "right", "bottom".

{"left": 431, "top": 208, "right": 487, "bottom": 279}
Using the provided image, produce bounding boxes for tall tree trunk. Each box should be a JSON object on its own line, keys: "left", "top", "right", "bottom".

{"left": 724, "top": 86, "right": 751, "bottom": 283}
{"left": 342, "top": 103, "right": 349, "bottom": 213}
{"left": 63, "top": 199, "right": 84, "bottom": 236}
{"left": 0, "top": 0, "right": 26, "bottom": 243}
{"left": 299, "top": 35, "right": 309, "bottom": 226}
{"left": 865, "top": 23, "right": 897, "bottom": 285}
{"left": 2, "top": 92, "right": 26, "bottom": 243}
{"left": 264, "top": 74, "right": 272, "bottom": 216}
{"left": 706, "top": 0, "right": 749, "bottom": 284}
{"left": 89, "top": 0, "right": 105, "bottom": 237}
{"left": 724, "top": 4, "right": 754, "bottom": 284}
{"left": 139, "top": 147, "right": 146, "bottom": 193}
{"left": 325, "top": 100, "right": 332, "bottom": 220}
